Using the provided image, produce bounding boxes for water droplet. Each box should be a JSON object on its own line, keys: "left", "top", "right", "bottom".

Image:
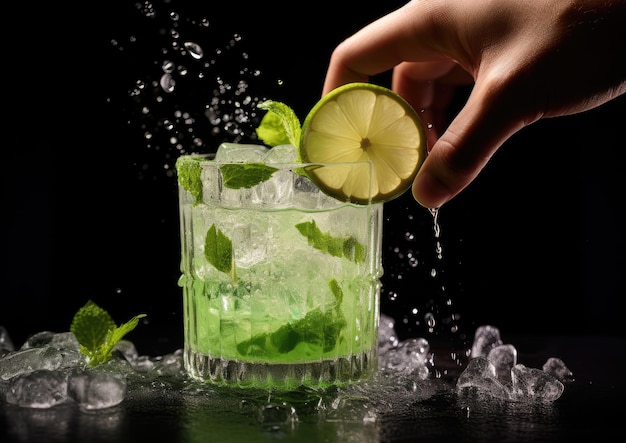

{"left": 138, "top": 1, "right": 156, "bottom": 18}
{"left": 160, "top": 73, "right": 176, "bottom": 93}
{"left": 162, "top": 60, "right": 175, "bottom": 73}
{"left": 425, "top": 313, "right": 436, "bottom": 328}
{"left": 184, "top": 42, "right": 204, "bottom": 60}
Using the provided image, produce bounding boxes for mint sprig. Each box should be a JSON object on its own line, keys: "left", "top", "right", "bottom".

{"left": 255, "top": 100, "right": 301, "bottom": 148}
{"left": 70, "top": 300, "right": 146, "bottom": 367}
{"left": 295, "top": 220, "right": 366, "bottom": 263}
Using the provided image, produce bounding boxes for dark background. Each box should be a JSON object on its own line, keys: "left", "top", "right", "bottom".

{"left": 3, "top": 1, "right": 625, "bottom": 355}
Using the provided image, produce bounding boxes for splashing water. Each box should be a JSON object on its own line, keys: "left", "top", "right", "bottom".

{"left": 106, "top": 1, "right": 281, "bottom": 181}
{"left": 382, "top": 198, "right": 469, "bottom": 376}
{"left": 108, "top": 0, "right": 469, "bottom": 382}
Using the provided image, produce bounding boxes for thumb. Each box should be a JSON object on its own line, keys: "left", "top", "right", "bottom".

{"left": 411, "top": 81, "right": 528, "bottom": 208}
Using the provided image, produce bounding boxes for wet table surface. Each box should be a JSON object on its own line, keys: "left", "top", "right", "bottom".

{"left": 1, "top": 334, "right": 624, "bottom": 443}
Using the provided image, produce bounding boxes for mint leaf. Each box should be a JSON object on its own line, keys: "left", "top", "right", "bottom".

{"left": 342, "top": 236, "right": 366, "bottom": 263}
{"left": 256, "top": 100, "right": 301, "bottom": 148}
{"left": 236, "top": 280, "right": 347, "bottom": 357}
{"left": 70, "top": 300, "right": 146, "bottom": 367}
{"left": 175, "top": 156, "right": 204, "bottom": 203}
{"left": 295, "top": 220, "right": 366, "bottom": 263}
{"left": 237, "top": 307, "right": 347, "bottom": 356}
{"left": 255, "top": 110, "right": 291, "bottom": 147}
{"left": 205, "top": 224, "right": 237, "bottom": 282}
{"left": 71, "top": 300, "right": 115, "bottom": 353}
{"left": 328, "top": 278, "right": 344, "bottom": 307}
{"left": 221, "top": 163, "right": 278, "bottom": 189}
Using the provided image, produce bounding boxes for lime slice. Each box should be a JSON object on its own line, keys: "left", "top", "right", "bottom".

{"left": 299, "top": 82, "right": 427, "bottom": 204}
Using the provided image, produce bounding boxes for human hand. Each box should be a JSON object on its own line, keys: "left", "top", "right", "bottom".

{"left": 323, "top": 0, "right": 626, "bottom": 208}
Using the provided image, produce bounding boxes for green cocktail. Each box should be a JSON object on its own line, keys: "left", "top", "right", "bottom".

{"left": 176, "top": 144, "right": 383, "bottom": 389}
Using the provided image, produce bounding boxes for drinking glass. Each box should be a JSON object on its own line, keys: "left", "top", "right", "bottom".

{"left": 176, "top": 148, "right": 383, "bottom": 389}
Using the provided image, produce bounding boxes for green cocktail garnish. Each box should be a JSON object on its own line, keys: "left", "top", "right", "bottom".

{"left": 255, "top": 100, "right": 301, "bottom": 148}
{"left": 296, "top": 220, "right": 366, "bottom": 263}
{"left": 203, "top": 219, "right": 365, "bottom": 282}
{"left": 220, "top": 163, "right": 279, "bottom": 189}
{"left": 236, "top": 279, "right": 346, "bottom": 357}
{"left": 70, "top": 300, "right": 146, "bottom": 367}
{"left": 175, "top": 155, "right": 203, "bottom": 204}
{"left": 205, "top": 224, "right": 237, "bottom": 283}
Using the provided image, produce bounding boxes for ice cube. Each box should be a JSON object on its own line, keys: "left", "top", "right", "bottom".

{"left": 5, "top": 369, "right": 70, "bottom": 408}
{"left": 262, "top": 144, "right": 298, "bottom": 164}
{"left": 148, "top": 349, "right": 185, "bottom": 377}
{"left": 68, "top": 368, "right": 127, "bottom": 410}
{"left": 378, "top": 313, "right": 399, "bottom": 354}
{"left": 113, "top": 339, "right": 140, "bottom": 363}
{"left": 250, "top": 168, "right": 295, "bottom": 208}
{"left": 542, "top": 357, "right": 574, "bottom": 383}
{"left": 0, "top": 347, "right": 64, "bottom": 380}
{"left": 456, "top": 357, "right": 511, "bottom": 400}
{"left": 487, "top": 344, "right": 517, "bottom": 384}
{"left": 511, "top": 364, "right": 564, "bottom": 402}
{"left": 4, "top": 331, "right": 82, "bottom": 379}
{"left": 379, "top": 337, "right": 430, "bottom": 380}
{"left": 470, "top": 325, "right": 503, "bottom": 359}
{"left": 215, "top": 143, "right": 269, "bottom": 162}
{"left": 231, "top": 221, "right": 267, "bottom": 268}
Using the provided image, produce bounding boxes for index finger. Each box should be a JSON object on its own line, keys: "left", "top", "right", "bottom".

{"left": 322, "top": 1, "right": 455, "bottom": 95}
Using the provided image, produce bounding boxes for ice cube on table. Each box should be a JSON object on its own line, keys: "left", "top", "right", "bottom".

{"left": 20, "top": 330, "right": 79, "bottom": 351}
{"left": 5, "top": 369, "right": 70, "bottom": 408}
{"left": 471, "top": 325, "right": 503, "bottom": 358}
{"left": 379, "top": 337, "right": 430, "bottom": 380}
{"left": 456, "top": 357, "right": 511, "bottom": 400}
{"left": 68, "top": 369, "right": 127, "bottom": 410}
{"left": 542, "top": 357, "right": 575, "bottom": 383}
{"left": 378, "top": 313, "right": 399, "bottom": 354}
{"left": 511, "top": 364, "right": 564, "bottom": 402}
{"left": 215, "top": 143, "right": 269, "bottom": 162}
{"left": 0, "top": 347, "right": 64, "bottom": 381}
{"left": 487, "top": 344, "right": 517, "bottom": 384}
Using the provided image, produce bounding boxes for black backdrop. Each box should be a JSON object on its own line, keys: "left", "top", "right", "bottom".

{"left": 3, "top": 1, "right": 625, "bottom": 355}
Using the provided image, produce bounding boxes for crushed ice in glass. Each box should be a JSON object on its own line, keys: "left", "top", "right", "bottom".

{"left": 206, "top": 143, "right": 346, "bottom": 211}
{"left": 1, "top": 319, "right": 570, "bottom": 414}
